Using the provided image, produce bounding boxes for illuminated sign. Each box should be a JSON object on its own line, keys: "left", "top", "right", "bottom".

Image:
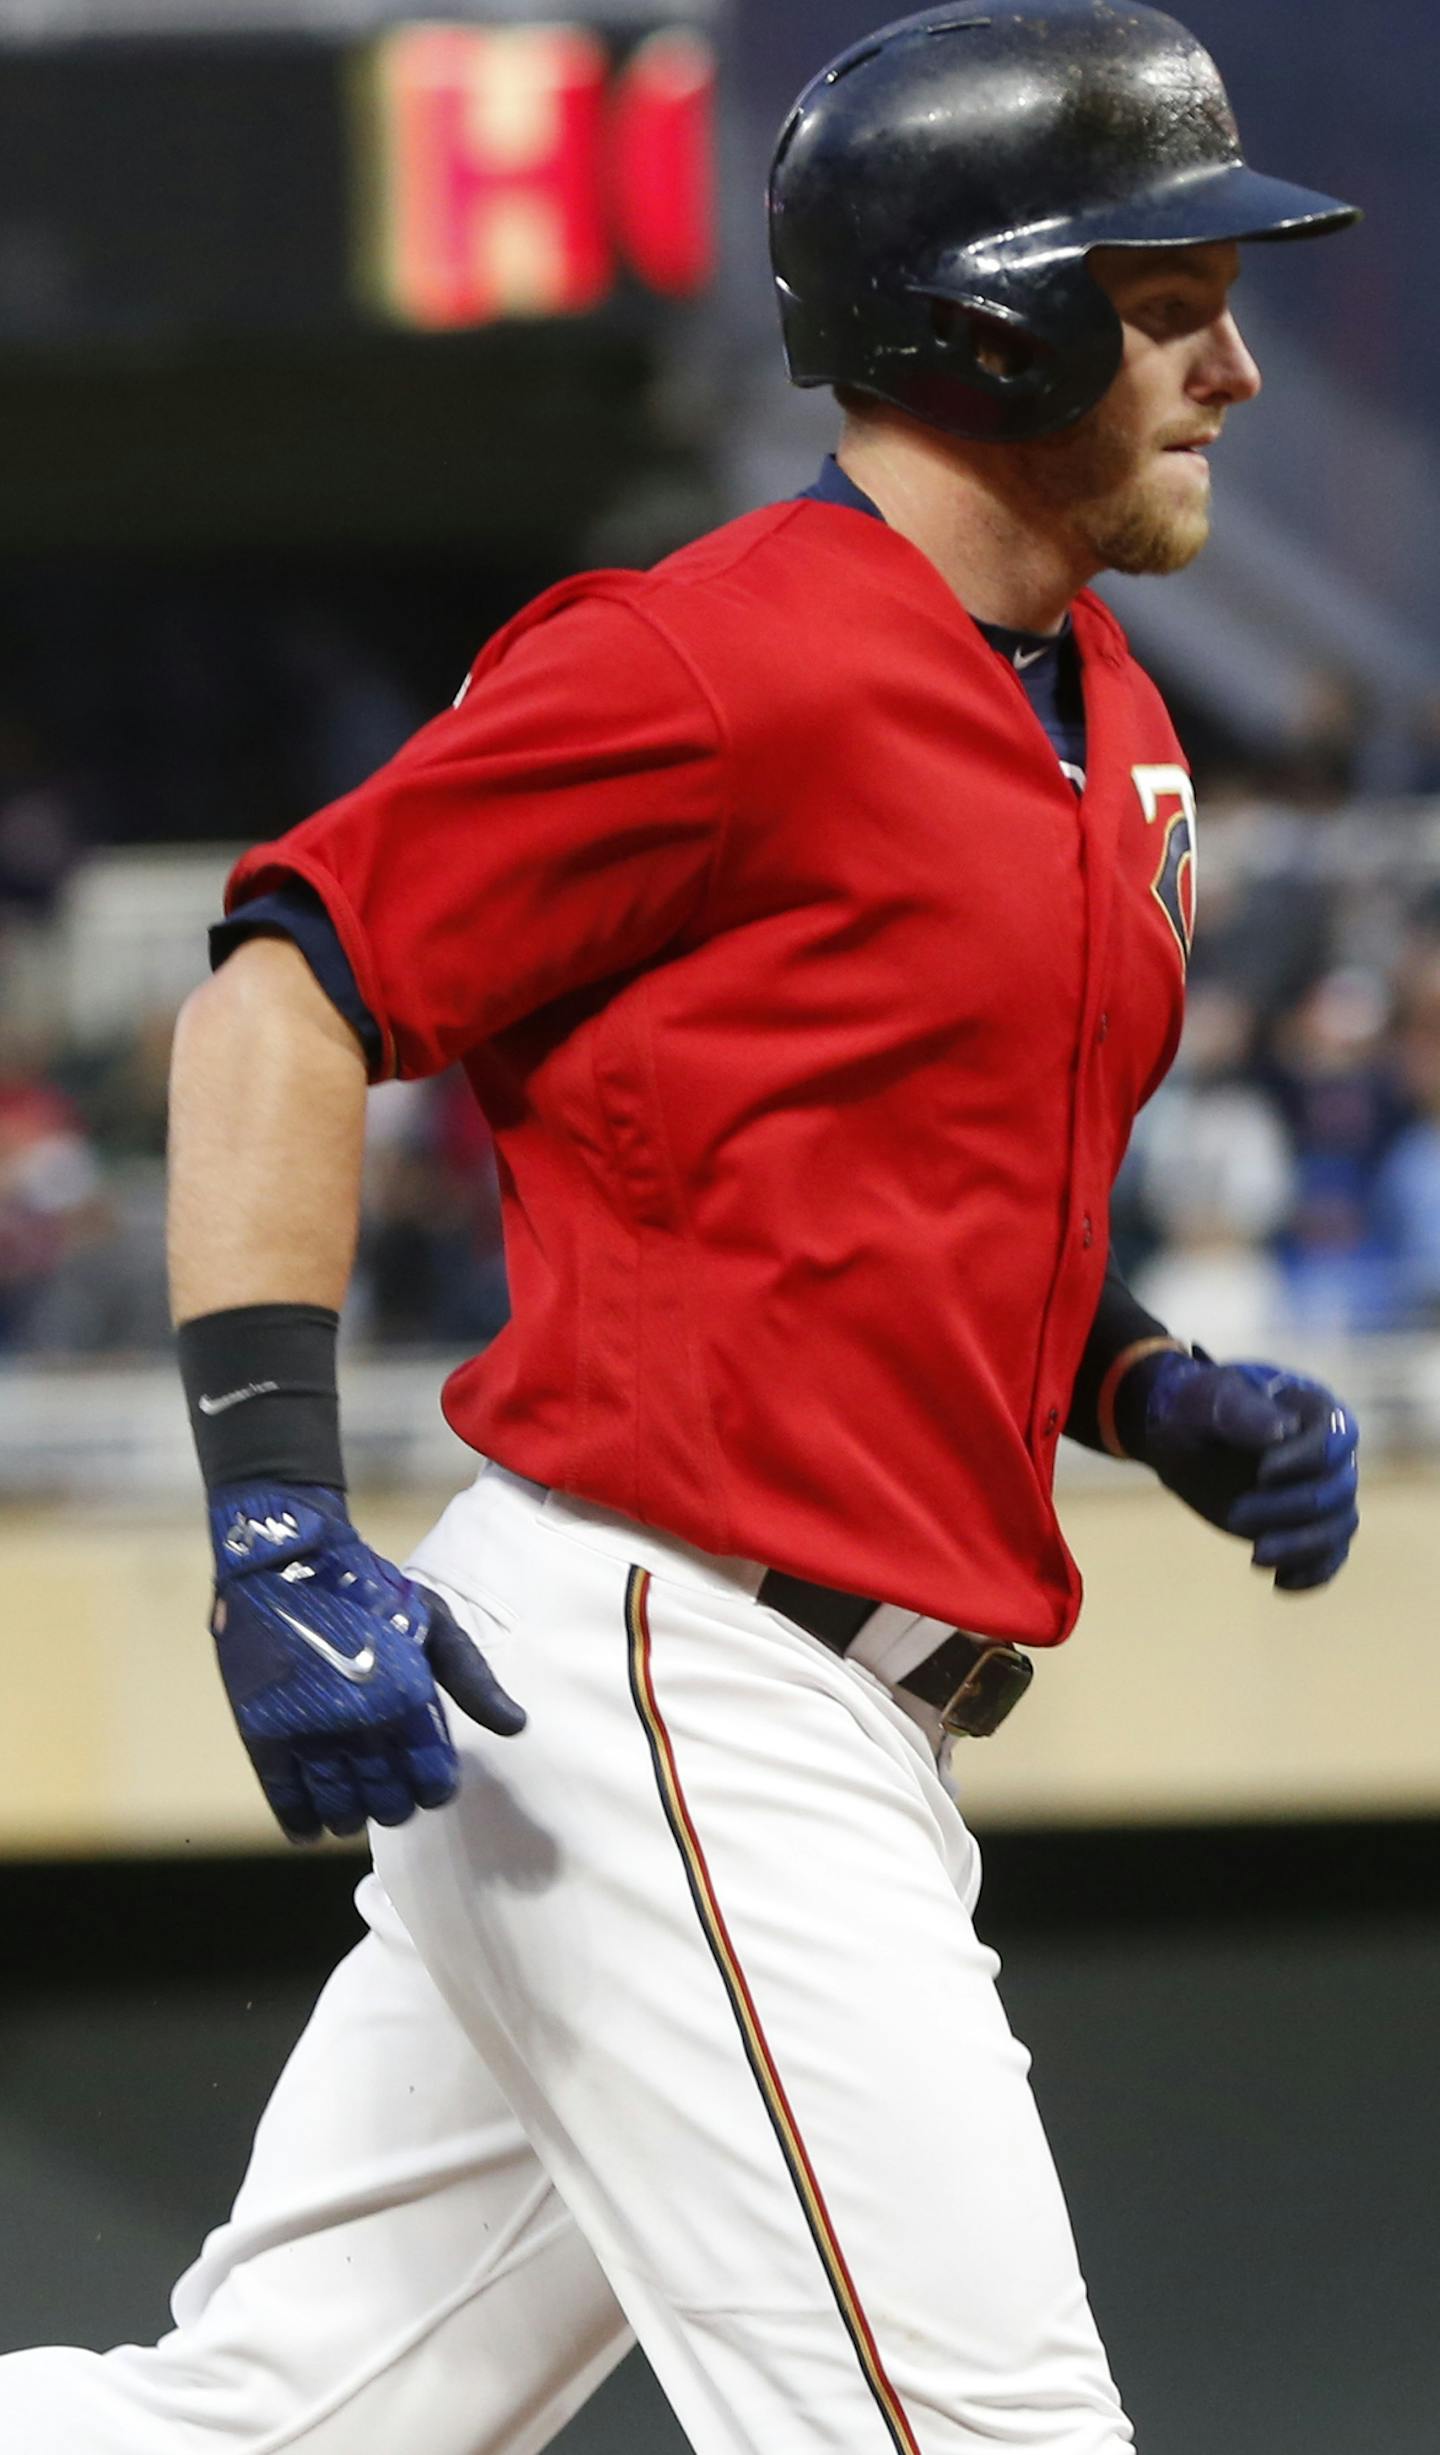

{"left": 360, "top": 23, "right": 716, "bottom": 330}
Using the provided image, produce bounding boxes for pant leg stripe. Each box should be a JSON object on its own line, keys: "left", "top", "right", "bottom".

{"left": 624, "top": 1566, "right": 922, "bottom": 2455}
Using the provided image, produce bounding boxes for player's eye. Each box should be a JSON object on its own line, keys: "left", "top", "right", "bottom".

{"left": 1134, "top": 294, "right": 1208, "bottom": 338}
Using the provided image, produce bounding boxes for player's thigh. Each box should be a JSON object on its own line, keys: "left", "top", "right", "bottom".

{"left": 378, "top": 1511, "right": 1132, "bottom": 2454}
{"left": 0, "top": 1871, "right": 629, "bottom": 2455}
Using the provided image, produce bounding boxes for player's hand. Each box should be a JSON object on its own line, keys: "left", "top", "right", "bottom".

{"left": 208, "top": 1483, "right": 526, "bottom": 1843}
{"left": 1120, "top": 1353, "right": 1359, "bottom": 1592}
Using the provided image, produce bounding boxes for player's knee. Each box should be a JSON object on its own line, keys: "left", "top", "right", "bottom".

{"left": 0, "top": 2338, "right": 295, "bottom": 2454}
{"left": 0, "top": 2345, "right": 149, "bottom": 2454}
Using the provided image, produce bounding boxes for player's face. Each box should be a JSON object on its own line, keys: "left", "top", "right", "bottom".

{"left": 1013, "top": 242, "right": 1261, "bottom": 578}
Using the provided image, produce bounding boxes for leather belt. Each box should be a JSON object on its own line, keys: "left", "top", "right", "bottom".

{"left": 755, "top": 1569, "right": 1033, "bottom": 1739}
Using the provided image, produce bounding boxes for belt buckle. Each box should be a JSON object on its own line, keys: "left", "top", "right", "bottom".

{"left": 939, "top": 1642, "right": 1034, "bottom": 1740}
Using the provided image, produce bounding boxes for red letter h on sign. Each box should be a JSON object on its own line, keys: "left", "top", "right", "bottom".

{"left": 366, "top": 24, "right": 716, "bottom": 329}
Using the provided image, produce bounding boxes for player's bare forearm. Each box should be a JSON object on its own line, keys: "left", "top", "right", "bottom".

{"left": 167, "top": 936, "right": 368, "bottom": 1325}
{"left": 169, "top": 939, "right": 526, "bottom": 1835}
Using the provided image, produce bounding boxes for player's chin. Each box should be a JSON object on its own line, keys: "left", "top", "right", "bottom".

{"left": 1093, "top": 489, "right": 1212, "bottom": 579}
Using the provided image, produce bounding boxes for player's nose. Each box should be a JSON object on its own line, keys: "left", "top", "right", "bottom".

{"left": 1195, "top": 310, "right": 1263, "bottom": 407}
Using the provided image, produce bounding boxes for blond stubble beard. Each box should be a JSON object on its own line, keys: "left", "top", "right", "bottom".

{"left": 1008, "top": 409, "right": 1214, "bottom": 578}
{"left": 1076, "top": 480, "right": 1212, "bottom": 577}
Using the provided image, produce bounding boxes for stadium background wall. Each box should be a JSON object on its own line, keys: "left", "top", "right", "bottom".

{"left": 2, "top": 1473, "right": 1438, "bottom": 1852}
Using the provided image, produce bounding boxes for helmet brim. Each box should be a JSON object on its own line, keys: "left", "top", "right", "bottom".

{"left": 1075, "top": 162, "right": 1361, "bottom": 251}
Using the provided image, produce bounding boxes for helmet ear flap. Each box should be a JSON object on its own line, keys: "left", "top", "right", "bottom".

{"left": 925, "top": 296, "right": 1051, "bottom": 388}
{"left": 905, "top": 255, "right": 1128, "bottom": 438}
{"left": 903, "top": 289, "right": 1097, "bottom": 437}
{"left": 823, "top": 264, "right": 1124, "bottom": 442}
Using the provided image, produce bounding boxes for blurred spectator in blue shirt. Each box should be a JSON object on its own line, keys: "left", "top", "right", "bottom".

{"left": 1130, "top": 984, "right": 1295, "bottom": 1351}
{"left": 1266, "top": 965, "right": 1410, "bottom": 1331}
{"left": 1371, "top": 949, "right": 1440, "bottom": 1327}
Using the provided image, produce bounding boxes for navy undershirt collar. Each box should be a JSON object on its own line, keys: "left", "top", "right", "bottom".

{"left": 798, "top": 457, "right": 1087, "bottom": 782}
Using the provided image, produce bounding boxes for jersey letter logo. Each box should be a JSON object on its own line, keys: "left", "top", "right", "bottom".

{"left": 1132, "top": 764, "right": 1197, "bottom": 968}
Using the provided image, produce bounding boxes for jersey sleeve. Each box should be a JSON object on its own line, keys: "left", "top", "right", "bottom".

{"left": 223, "top": 588, "right": 727, "bottom": 1081}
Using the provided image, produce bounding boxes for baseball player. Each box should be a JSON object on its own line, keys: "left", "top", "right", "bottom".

{"left": 2, "top": 6, "right": 1362, "bottom": 2450}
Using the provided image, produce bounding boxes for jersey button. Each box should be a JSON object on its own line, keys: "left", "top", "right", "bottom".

{"left": 1082, "top": 1215, "right": 1094, "bottom": 1248}
{"left": 1043, "top": 1406, "right": 1060, "bottom": 1437}
{"left": 1097, "top": 1012, "right": 1110, "bottom": 1045}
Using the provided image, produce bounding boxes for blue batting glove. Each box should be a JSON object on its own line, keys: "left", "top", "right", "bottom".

{"left": 209, "top": 1484, "right": 525, "bottom": 1843}
{"left": 1121, "top": 1354, "right": 1359, "bottom": 1593}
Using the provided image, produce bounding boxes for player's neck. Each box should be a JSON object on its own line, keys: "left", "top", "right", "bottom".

{"left": 836, "top": 418, "right": 1092, "bottom": 637}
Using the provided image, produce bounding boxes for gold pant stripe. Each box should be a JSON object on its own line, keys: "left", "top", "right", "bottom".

{"left": 624, "top": 1565, "right": 922, "bottom": 2455}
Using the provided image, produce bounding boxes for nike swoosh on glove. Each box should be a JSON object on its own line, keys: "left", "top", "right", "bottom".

{"left": 209, "top": 1484, "right": 525, "bottom": 1842}
{"left": 1119, "top": 1354, "right": 1360, "bottom": 1593}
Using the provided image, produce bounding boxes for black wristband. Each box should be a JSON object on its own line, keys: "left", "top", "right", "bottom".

{"left": 178, "top": 1304, "right": 345, "bottom": 1494}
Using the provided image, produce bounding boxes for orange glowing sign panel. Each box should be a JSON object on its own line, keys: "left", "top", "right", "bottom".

{"left": 364, "top": 24, "right": 716, "bottom": 329}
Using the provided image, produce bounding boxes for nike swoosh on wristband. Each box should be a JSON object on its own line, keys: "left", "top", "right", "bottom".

{"left": 199, "top": 1381, "right": 280, "bottom": 1416}
{"left": 273, "top": 1603, "right": 379, "bottom": 1684}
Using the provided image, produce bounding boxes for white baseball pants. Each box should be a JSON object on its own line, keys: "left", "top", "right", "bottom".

{"left": 0, "top": 1461, "right": 1134, "bottom": 2453}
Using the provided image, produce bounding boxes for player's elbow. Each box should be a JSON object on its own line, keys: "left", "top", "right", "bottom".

{"left": 177, "top": 937, "right": 367, "bottom": 1076}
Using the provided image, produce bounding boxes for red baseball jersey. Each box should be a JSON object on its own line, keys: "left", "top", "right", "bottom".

{"left": 227, "top": 499, "right": 1194, "bottom": 1645}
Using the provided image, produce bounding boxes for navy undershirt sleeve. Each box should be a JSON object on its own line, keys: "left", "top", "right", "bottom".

{"left": 210, "top": 883, "right": 384, "bottom": 1074}
{"left": 1065, "top": 1254, "right": 1175, "bottom": 1452}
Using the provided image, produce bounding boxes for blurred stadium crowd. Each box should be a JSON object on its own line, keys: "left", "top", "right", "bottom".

{"left": 2, "top": 569, "right": 1440, "bottom": 1369}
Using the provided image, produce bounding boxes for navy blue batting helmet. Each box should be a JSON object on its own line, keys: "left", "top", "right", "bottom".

{"left": 769, "top": 1, "right": 1360, "bottom": 443}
